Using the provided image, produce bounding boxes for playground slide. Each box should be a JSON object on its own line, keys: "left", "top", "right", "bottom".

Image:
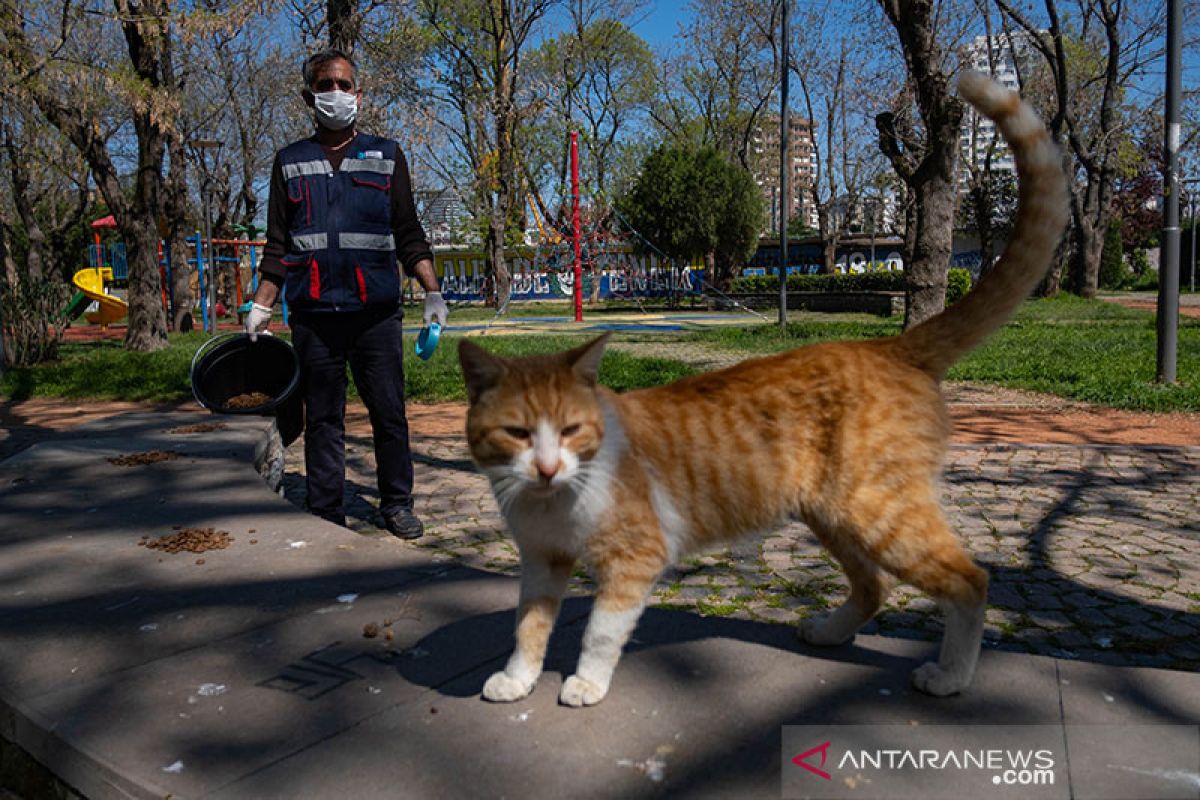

{"left": 59, "top": 290, "right": 90, "bottom": 323}
{"left": 72, "top": 267, "right": 128, "bottom": 325}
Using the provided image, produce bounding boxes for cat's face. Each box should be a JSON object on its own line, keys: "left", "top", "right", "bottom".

{"left": 459, "top": 335, "right": 609, "bottom": 499}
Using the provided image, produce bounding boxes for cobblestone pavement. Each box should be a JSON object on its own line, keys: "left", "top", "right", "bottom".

{"left": 284, "top": 427, "right": 1200, "bottom": 673}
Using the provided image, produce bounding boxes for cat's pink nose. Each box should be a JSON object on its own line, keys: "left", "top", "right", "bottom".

{"left": 536, "top": 461, "right": 559, "bottom": 482}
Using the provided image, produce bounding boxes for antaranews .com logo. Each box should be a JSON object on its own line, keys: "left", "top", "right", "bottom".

{"left": 782, "top": 724, "right": 1200, "bottom": 800}
{"left": 791, "top": 738, "right": 1055, "bottom": 787}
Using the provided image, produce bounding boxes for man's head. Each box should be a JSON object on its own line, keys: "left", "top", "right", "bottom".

{"left": 301, "top": 50, "right": 361, "bottom": 132}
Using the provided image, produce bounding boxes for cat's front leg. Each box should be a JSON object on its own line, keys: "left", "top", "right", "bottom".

{"left": 560, "top": 565, "right": 660, "bottom": 708}
{"left": 483, "top": 552, "right": 573, "bottom": 703}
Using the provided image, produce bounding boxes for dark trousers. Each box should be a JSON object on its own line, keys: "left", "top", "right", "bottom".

{"left": 291, "top": 308, "right": 414, "bottom": 519}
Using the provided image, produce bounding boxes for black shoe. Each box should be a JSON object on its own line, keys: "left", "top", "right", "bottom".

{"left": 383, "top": 509, "right": 424, "bottom": 540}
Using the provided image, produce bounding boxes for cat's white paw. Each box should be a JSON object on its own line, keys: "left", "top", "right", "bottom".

{"left": 911, "top": 661, "right": 967, "bottom": 697}
{"left": 482, "top": 670, "right": 534, "bottom": 702}
{"left": 799, "top": 615, "right": 854, "bottom": 647}
{"left": 559, "top": 674, "right": 607, "bottom": 707}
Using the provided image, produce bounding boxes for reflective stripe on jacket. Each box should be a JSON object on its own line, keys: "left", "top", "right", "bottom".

{"left": 278, "top": 133, "right": 400, "bottom": 313}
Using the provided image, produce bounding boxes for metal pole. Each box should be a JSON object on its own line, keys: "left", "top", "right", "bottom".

{"left": 778, "top": 0, "right": 790, "bottom": 331}
{"left": 571, "top": 131, "right": 582, "bottom": 323}
{"left": 1157, "top": 0, "right": 1181, "bottom": 383}
{"left": 202, "top": 183, "right": 216, "bottom": 334}
{"left": 195, "top": 232, "right": 206, "bottom": 331}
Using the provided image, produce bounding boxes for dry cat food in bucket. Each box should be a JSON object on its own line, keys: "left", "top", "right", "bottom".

{"left": 223, "top": 392, "right": 273, "bottom": 410}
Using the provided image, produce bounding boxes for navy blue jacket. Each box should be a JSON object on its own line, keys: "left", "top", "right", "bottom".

{"left": 260, "top": 132, "right": 433, "bottom": 314}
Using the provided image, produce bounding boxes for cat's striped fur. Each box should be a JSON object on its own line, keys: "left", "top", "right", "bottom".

{"left": 458, "top": 73, "right": 1068, "bottom": 705}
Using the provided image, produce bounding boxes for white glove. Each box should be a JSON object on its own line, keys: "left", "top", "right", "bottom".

{"left": 245, "top": 302, "right": 273, "bottom": 342}
{"left": 423, "top": 291, "right": 448, "bottom": 328}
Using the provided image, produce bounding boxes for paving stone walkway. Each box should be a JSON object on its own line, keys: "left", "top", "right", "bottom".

{"left": 284, "top": 428, "right": 1200, "bottom": 675}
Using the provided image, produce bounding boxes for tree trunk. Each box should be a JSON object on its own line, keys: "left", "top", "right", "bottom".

{"left": 876, "top": 0, "right": 963, "bottom": 330}
{"left": 1033, "top": 215, "right": 1071, "bottom": 298}
{"left": 1070, "top": 217, "right": 1103, "bottom": 299}
{"left": 163, "top": 136, "right": 194, "bottom": 332}
{"left": 823, "top": 237, "right": 837, "bottom": 275}
{"left": 169, "top": 231, "right": 194, "bottom": 331}
{"left": 2, "top": 118, "right": 45, "bottom": 282}
{"left": 327, "top": 0, "right": 358, "bottom": 53}
{"left": 124, "top": 221, "right": 169, "bottom": 350}
{"left": 486, "top": 220, "right": 510, "bottom": 308}
{"left": 971, "top": 186, "right": 995, "bottom": 277}
{"left": 0, "top": 221, "right": 17, "bottom": 286}
{"left": 906, "top": 174, "right": 956, "bottom": 327}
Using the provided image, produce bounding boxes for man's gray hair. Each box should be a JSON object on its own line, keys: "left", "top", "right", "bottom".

{"left": 302, "top": 49, "right": 357, "bottom": 88}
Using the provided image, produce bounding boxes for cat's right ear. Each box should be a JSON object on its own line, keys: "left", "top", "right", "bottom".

{"left": 566, "top": 332, "right": 610, "bottom": 386}
{"left": 458, "top": 339, "right": 506, "bottom": 404}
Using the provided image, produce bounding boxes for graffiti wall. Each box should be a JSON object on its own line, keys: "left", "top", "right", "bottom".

{"left": 431, "top": 247, "right": 703, "bottom": 302}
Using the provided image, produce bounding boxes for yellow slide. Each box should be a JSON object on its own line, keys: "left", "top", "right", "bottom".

{"left": 72, "top": 267, "right": 128, "bottom": 325}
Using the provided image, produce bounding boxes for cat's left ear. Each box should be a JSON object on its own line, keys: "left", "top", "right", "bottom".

{"left": 459, "top": 339, "right": 507, "bottom": 404}
{"left": 566, "top": 332, "right": 610, "bottom": 385}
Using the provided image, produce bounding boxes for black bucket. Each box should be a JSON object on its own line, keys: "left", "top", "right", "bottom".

{"left": 191, "top": 333, "right": 304, "bottom": 445}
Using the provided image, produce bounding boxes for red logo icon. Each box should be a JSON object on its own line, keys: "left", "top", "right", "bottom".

{"left": 792, "top": 741, "right": 832, "bottom": 780}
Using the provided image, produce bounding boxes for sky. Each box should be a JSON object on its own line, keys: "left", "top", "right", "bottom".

{"left": 627, "top": 4, "right": 695, "bottom": 49}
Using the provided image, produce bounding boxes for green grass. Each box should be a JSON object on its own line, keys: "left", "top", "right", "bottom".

{"left": 5, "top": 296, "right": 1197, "bottom": 410}
{"left": 1, "top": 330, "right": 696, "bottom": 405}
{"left": 685, "top": 295, "right": 1200, "bottom": 412}
{"left": 2, "top": 332, "right": 219, "bottom": 404}
{"left": 403, "top": 332, "right": 695, "bottom": 402}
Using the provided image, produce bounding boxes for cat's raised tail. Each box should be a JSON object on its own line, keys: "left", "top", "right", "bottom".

{"left": 895, "top": 72, "right": 1069, "bottom": 380}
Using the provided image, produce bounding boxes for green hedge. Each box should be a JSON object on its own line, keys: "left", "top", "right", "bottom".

{"left": 729, "top": 272, "right": 906, "bottom": 293}
{"left": 945, "top": 268, "right": 972, "bottom": 305}
{"left": 730, "top": 269, "right": 975, "bottom": 303}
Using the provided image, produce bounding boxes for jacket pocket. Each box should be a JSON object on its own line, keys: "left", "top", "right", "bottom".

{"left": 281, "top": 254, "right": 321, "bottom": 305}
{"left": 285, "top": 176, "right": 311, "bottom": 225}
{"left": 356, "top": 253, "right": 400, "bottom": 306}
{"left": 351, "top": 174, "right": 391, "bottom": 225}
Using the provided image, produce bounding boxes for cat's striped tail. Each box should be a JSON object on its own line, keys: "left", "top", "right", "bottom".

{"left": 895, "top": 72, "right": 1069, "bottom": 380}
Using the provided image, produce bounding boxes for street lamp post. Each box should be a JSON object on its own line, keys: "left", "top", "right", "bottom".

{"left": 195, "top": 139, "right": 222, "bottom": 335}
{"left": 1157, "top": 0, "right": 1181, "bottom": 383}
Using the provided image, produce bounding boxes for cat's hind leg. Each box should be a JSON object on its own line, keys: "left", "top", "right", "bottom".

{"left": 482, "top": 551, "right": 573, "bottom": 702}
{"left": 868, "top": 500, "right": 988, "bottom": 697}
{"left": 799, "top": 525, "right": 892, "bottom": 646}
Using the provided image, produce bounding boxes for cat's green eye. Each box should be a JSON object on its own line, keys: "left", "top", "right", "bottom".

{"left": 561, "top": 424, "right": 581, "bottom": 437}
{"left": 504, "top": 427, "right": 531, "bottom": 440}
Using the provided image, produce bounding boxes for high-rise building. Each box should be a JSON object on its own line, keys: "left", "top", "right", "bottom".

{"left": 415, "top": 187, "right": 470, "bottom": 246}
{"left": 960, "top": 31, "right": 1037, "bottom": 177}
{"left": 752, "top": 113, "right": 819, "bottom": 231}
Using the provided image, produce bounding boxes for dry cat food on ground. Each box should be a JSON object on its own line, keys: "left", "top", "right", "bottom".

{"left": 108, "top": 450, "right": 182, "bottom": 466}
{"left": 223, "top": 392, "right": 273, "bottom": 410}
{"left": 167, "top": 422, "right": 226, "bottom": 434}
{"left": 139, "top": 527, "right": 234, "bottom": 554}
{"left": 361, "top": 604, "right": 412, "bottom": 639}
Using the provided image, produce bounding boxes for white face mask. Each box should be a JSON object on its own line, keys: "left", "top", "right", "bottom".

{"left": 312, "top": 90, "right": 358, "bottom": 131}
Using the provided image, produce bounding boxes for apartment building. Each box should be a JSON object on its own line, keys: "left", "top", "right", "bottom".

{"left": 960, "top": 31, "right": 1037, "bottom": 177}
{"left": 752, "top": 113, "right": 819, "bottom": 231}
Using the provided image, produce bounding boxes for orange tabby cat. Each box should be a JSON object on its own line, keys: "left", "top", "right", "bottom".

{"left": 458, "top": 73, "right": 1067, "bottom": 706}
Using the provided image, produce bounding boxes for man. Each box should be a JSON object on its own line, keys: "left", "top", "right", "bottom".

{"left": 246, "top": 49, "right": 447, "bottom": 540}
